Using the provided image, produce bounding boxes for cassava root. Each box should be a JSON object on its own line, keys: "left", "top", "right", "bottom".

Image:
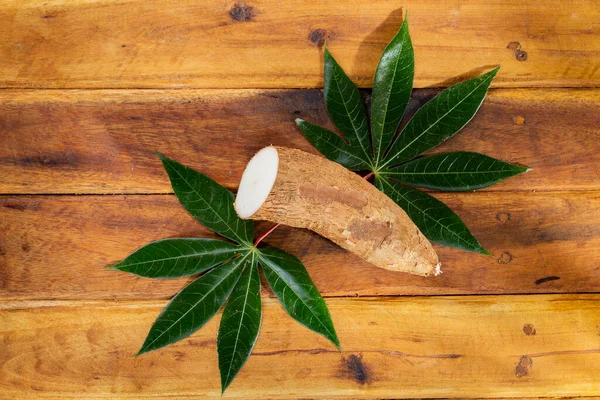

{"left": 234, "top": 146, "right": 441, "bottom": 276}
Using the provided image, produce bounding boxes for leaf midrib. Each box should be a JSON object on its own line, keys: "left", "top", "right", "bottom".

{"left": 317, "top": 129, "right": 369, "bottom": 167}
{"left": 382, "top": 168, "right": 521, "bottom": 176}
{"left": 379, "top": 178, "right": 472, "bottom": 247}
{"left": 380, "top": 74, "right": 493, "bottom": 169}
{"left": 140, "top": 252, "right": 250, "bottom": 353}
{"left": 124, "top": 247, "right": 239, "bottom": 267}
{"left": 224, "top": 252, "right": 255, "bottom": 386}
{"left": 331, "top": 69, "right": 372, "bottom": 164}
{"left": 167, "top": 158, "right": 248, "bottom": 245}
{"left": 374, "top": 34, "right": 407, "bottom": 164}
{"left": 259, "top": 253, "right": 337, "bottom": 344}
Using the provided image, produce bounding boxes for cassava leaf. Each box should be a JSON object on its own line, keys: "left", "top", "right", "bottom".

{"left": 295, "top": 119, "right": 370, "bottom": 170}
{"left": 371, "top": 15, "right": 414, "bottom": 163}
{"left": 383, "top": 152, "right": 529, "bottom": 191}
{"left": 158, "top": 153, "right": 253, "bottom": 245}
{"left": 258, "top": 246, "right": 340, "bottom": 348}
{"left": 376, "top": 177, "right": 488, "bottom": 254}
{"left": 324, "top": 45, "right": 372, "bottom": 163}
{"left": 109, "top": 238, "right": 241, "bottom": 279}
{"left": 137, "top": 253, "right": 249, "bottom": 356}
{"left": 218, "top": 253, "right": 261, "bottom": 393}
{"left": 381, "top": 67, "right": 500, "bottom": 169}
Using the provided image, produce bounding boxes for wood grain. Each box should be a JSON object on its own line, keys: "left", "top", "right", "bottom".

{"left": 1, "top": 0, "right": 599, "bottom": 89}
{"left": 1, "top": 295, "right": 600, "bottom": 398}
{"left": 2, "top": 192, "right": 598, "bottom": 300}
{"left": 2, "top": 1, "right": 598, "bottom": 398}
{"left": 1, "top": 88, "right": 598, "bottom": 194}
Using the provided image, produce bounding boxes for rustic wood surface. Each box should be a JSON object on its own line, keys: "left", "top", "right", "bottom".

{"left": 1, "top": 0, "right": 599, "bottom": 89}
{"left": 2, "top": 0, "right": 599, "bottom": 398}
{"left": 1, "top": 88, "right": 598, "bottom": 194}
{"left": 2, "top": 192, "right": 599, "bottom": 300}
{"left": 1, "top": 296, "right": 600, "bottom": 399}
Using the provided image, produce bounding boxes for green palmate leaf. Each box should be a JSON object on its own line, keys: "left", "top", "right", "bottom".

{"left": 218, "top": 254, "right": 261, "bottom": 392}
{"left": 371, "top": 15, "right": 414, "bottom": 163}
{"left": 382, "top": 67, "right": 500, "bottom": 169}
{"left": 376, "top": 177, "right": 488, "bottom": 254}
{"left": 158, "top": 153, "right": 253, "bottom": 245}
{"left": 324, "top": 45, "right": 372, "bottom": 163}
{"left": 109, "top": 238, "right": 241, "bottom": 279}
{"left": 258, "top": 246, "right": 340, "bottom": 348}
{"left": 384, "top": 152, "right": 529, "bottom": 191}
{"left": 137, "top": 253, "right": 249, "bottom": 355}
{"left": 295, "top": 119, "right": 370, "bottom": 170}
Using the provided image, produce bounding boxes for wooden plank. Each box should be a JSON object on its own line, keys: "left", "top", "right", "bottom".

{"left": 1, "top": 88, "right": 598, "bottom": 194}
{"left": 2, "top": 191, "right": 599, "bottom": 300}
{"left": 1, "top": 295, "right": 600, "bottom": 398}
{"left": 1, "top": 0, "right": 599, "bottom": 89}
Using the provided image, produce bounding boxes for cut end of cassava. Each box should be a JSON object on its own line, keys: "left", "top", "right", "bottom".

{"left": 234, "top": 146, "right": 279, "bottom": 219}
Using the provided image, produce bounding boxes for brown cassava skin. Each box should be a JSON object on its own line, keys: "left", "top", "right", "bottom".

{"left": 238, "top": 146, "right": 441, "bottom": 276}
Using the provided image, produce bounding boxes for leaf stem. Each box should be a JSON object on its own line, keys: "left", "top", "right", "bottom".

{"left": 364, "top": 171, "right": 374, "bottom": 180}
{"left": 254, "top": 223, "right": 281, "bottom": 246}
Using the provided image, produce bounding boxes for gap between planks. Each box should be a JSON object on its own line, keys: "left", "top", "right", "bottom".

{"left": 1, "top": 189, "right": 599, "bottom": 196}
{"left": 3, "top": 293, "right": 600, "bottom": 310}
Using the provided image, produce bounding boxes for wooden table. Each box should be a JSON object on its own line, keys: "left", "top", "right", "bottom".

{"left": 1, "top": 1, "right": 599, "bottom": 398}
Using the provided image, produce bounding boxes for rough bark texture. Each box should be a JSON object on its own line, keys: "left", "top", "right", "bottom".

{"left": 239, "top": 146, "right": 440, "bottom": 276}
